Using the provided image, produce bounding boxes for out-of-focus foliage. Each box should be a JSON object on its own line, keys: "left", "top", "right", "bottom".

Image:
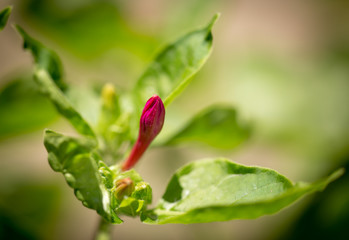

{"left": 16, "top": 25, "right": 66, "bottom": 91}
{"left": 0, "top": 77, "right": 58, "bottom": 139}
{"left": 19, "top": 0, "right": 157, "bottom": 60}
{"left": 0, "top": 183, "right": 61, "bottom": 240}
{"left": 163, "top": 105, "right": 251, "bottom": 149}
{"left": 278, "top": 156, "right": 349, "bottom": 240}
{"left": 0, "top": 6, "right": 11, "bottom": 31}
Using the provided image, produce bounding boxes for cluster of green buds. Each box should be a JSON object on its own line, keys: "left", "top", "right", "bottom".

{"left": 108, "top": 95, "right": 164, "bottom": 215}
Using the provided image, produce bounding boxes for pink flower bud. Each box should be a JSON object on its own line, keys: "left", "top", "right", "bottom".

{"left": 121, "top": 95, "right": 165, "bottom": 171}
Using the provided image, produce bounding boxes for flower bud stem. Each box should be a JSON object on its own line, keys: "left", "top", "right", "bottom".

{"left": 121, "top": 138, "right": 150, "bottom": 171}
{"left": 121, "top": 95, "right": 165, "bottom": 171}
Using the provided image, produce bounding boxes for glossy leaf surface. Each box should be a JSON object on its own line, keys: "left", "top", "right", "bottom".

{"left": 143, "top": 158, "right": 343, "bottom": 224}
{"left": 134, "top": 14, "right": 219, "bottom": 107}
{"left": 44, "top": 130, "right": 121, "bottom": 223}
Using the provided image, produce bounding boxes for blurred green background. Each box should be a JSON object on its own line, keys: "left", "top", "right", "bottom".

{"left": 0, "top": 0, "right": 348, "bottom": 239}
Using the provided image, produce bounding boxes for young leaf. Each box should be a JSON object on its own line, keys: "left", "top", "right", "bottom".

{"left": 16, "top": 25, "right": 67, "bottom": 91}
{"left": 163, "top": 105, "right": 251, "bottom": 149}
{"left": 142, "top": 158, "right": 343, "bottom": 224}
{"left": 134, "top": 14, "right": 219, "bottom": 107}
{"left": 0, "top": 6, "right": 11, "bottom": 31}
{"left": 15, "top": 26, "right": 95, "bottom": 137}
{"left": 43, "top": 130, "right": 121, "bottom": 224}
{"left": 33, "top": 69, "right": 96, "bottom": 138}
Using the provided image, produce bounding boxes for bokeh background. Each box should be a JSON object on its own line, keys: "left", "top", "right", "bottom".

{"left": 1, "top": 0, "right": 349, "bottom": 239}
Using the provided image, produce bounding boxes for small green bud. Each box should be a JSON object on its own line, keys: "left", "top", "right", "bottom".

{"left": 113, "top": 178, "right": 134, "bottom": 200}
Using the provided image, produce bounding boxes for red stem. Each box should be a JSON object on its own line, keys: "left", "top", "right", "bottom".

{"left": 121, "top": 137, "right": 150, "bottom": 171}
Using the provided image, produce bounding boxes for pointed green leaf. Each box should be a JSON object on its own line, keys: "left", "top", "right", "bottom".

{"left": 0, "top": 6, "right": 11, "bottom": 31}
{"left": 43, "top": 130, "right": 121, "bottom": 224}
{"left": 143, "top": 158, "right": 343, "bottom": 224}
{"left": 164, "top": 105, "right": 251, "bottom": 149}
{"left": 134, "top": 14, "right": 219, "bottom": 107}
{"left": 16, "top": 25, "right": 67, "bottom": 91}
{"left": 16, "top": 26, "right": 94, "bottom": 136}
{"left": 33, "top": 69, "right": 95, "bottom": 137}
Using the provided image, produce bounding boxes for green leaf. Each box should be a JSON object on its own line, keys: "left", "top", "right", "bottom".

{"left": 163, "top": 105, "right": 251, "bottom": 149}
{"left": 43, "top": 130, "right": 121, "bottom": 224}
{"left": 0, "top": 6, "right": 11, "bottom": 31}
{"left": 0, "top": 77, "right": 58, "bottom": 139}
{"left": 134, "top": 13, "right": 219, "bottom": 107}
{"left": 33, "top": 69, "right": 96, "bottom": 138}
{"left": 0, "top": 183, "right": 61, "bottom": 240}
{"left": 20, "top": 0, "right": 156, "bottom": 59}
{"left": 15, "top": 26, "right": 94, "bottom": 137}
{"left": 142, "top": 158, "right": 343, "bottom": 224}
{"left": 16, "top": 25, "right": 67, "bottom": 91}
{"left": 65, "top": 85, "right": 101, "bottom": 127}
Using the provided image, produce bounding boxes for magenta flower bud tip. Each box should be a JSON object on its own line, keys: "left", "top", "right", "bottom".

{"left": 122, "top": 95, "right": 165, "bottom": 171}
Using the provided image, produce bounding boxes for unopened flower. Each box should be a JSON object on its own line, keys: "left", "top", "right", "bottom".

{"left": 121, "top": 95, "right": 165, "bottom": 171}
{"left": 113, "top": 178, "right": 134, "bottom": 200}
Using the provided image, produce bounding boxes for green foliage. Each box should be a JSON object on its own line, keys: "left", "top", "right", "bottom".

{"left": 15, "top": 12, "right": 342, "bottom": 227}
{"left": 143, "top": 158, "right": 343, "bottom": 224}
{"left": 163, "top": 105, "right": 251, "bottom": 149}
{"left": 16, "top": 25, "right": 67, "bottom": 91}
{"left": 34, "top": 69, "right": 96, "bottom": 137}
{"left": 279, "top": 158, "right": 349, "bottom": 240}
{"left": 134, "top": 13, "right": 219, "bottom": 108}
{"left": 0, "top": 77, "right": 58, "bottom": 139}
{"left": 44, "top": 129, "right": 153, "bottom": 224}
{"left": 0, "top": 183, "right": 61, "bottom": 239}
{"left": 65, "top": 86, "right": 102, "bottom": 128}
{"left": 43, "top": 129, "right": 120, "bottom": 223}
{"left": 0, "top": 6, "right": 11, "bottom": 31}
{"left": 20, "top": 0, "right": 156, "bottom": 59}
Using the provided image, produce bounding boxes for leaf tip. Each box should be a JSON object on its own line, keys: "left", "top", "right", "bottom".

{"left": 1, "top": 6, "right": 12, "bottom": 15}
{"left": 44, "top": 128, "right": 54, "bottom": 135}
{"left": 328, "top": 168, "right": 345, "bottom": 183}
{"left": 0, "top": 6, "right": 12, "bottom": 25}
{"left": 207, "top": 13, "right": 220, "bottom": 30}
{"left": 7, "top": 6, "right": 13, "bottom": 15}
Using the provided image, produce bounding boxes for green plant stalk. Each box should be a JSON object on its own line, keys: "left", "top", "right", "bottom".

{"left": 94, "top": 217, "right": 111, "bottom": 240}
